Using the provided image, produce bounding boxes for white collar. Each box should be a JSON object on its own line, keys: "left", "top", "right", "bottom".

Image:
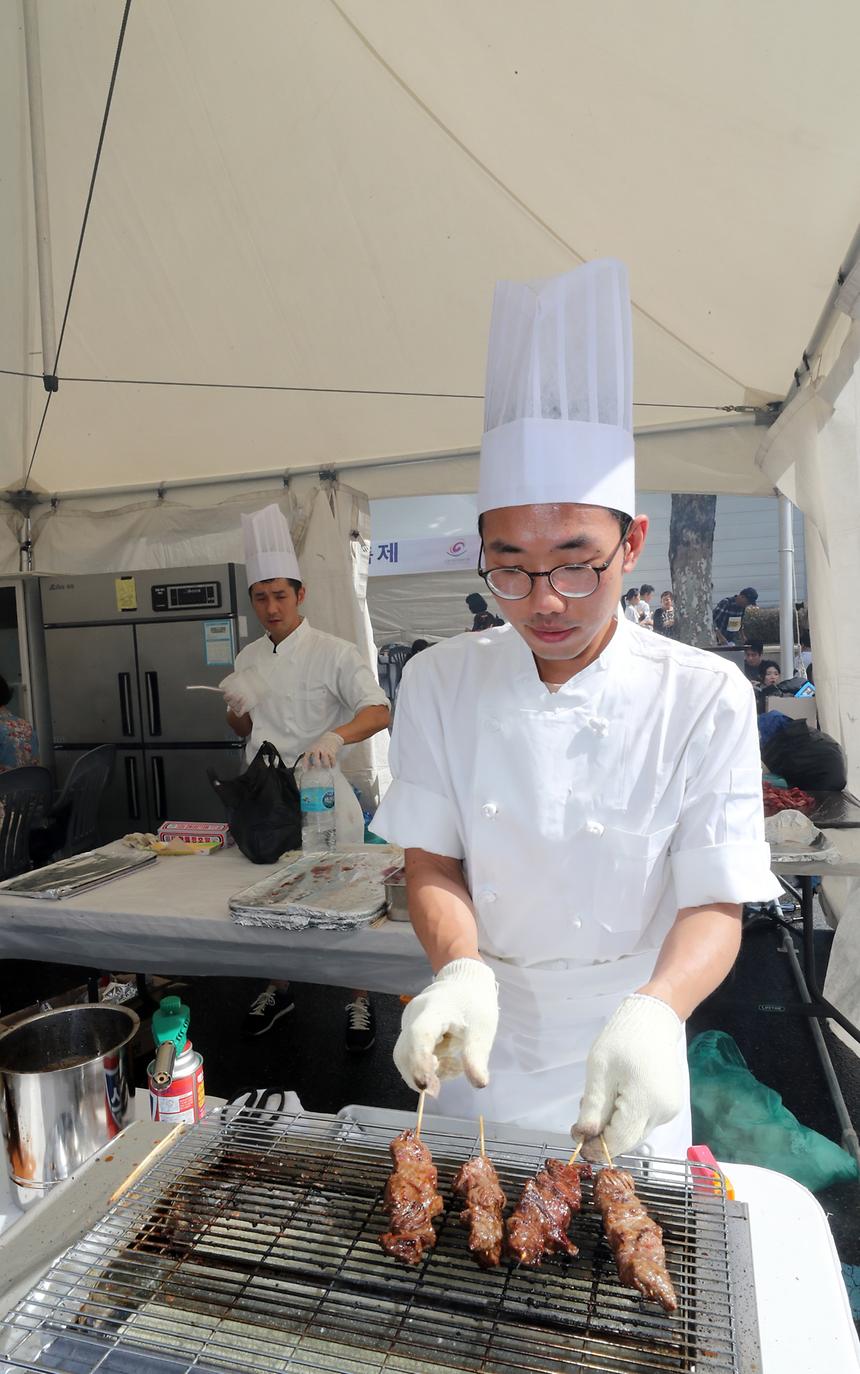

{"left": 269, "top": 617, "right": 308, "bottom": 655}
{"left": 508, "top": 613, "right": 628, "bottom": 691}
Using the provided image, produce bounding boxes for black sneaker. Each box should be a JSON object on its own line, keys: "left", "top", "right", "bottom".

{"left": 345, "top": 995, "right": 376, "bottom": 1053}
{"left": 243, "top": 983, "right": 295, "bottom": 1037}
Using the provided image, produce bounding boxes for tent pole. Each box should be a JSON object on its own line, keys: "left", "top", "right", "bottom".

{"left": 778, "top": 493, "right": 795, "bottom": 677}
{"left": 782, "top": 220, "right": 860, "bottom": 406}
{"left": 22, "top": 0, "right": 58, "bottom": 388}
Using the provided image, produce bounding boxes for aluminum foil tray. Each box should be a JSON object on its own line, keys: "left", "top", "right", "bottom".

{"left": 0, "top": 847, "right": 157, "bottom": 900}
{"left": 229, "top": 846, "right": 404, "bottom": 930}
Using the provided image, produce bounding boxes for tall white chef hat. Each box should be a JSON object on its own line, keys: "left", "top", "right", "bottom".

{"left": 478, "top": 258, "right": 634, "bottom": 517}
{"left": 242, "top": 503, "right": 302, "bottom": 587}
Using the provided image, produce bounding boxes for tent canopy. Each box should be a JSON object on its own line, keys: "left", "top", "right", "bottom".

{"left": 3, "top": 0, "right": 860, "bottom": 501}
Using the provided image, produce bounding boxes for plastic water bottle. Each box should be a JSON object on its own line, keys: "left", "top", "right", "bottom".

{"left": 301, "top": 765, "right": 337, "bottom": 852}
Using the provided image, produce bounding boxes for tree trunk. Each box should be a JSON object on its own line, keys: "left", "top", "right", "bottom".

{"left": 668, "top": 494, "right": 717, "bottom": 647}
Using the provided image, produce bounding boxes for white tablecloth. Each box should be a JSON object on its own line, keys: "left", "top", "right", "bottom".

{"left": 0, "top": 847, "right": 429, "bottom": 993}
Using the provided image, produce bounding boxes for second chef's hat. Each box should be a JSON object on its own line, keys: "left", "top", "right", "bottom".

{"left": 242, "top": 504, "right": 302, "bottom": 587}
{"left": 478, "top": 258, "right": 634, "bottom": 517}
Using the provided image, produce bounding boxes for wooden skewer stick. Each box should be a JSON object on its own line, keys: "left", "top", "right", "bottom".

{"left": 110, "top": 1125, "right": 184, "bottom": 1203}
{"left": 568, "top": 1138, "right": 584, "bottom": 1165}
{"left": 415, "top": 1089, "right": 426, "bottom": 1140}
{"left": 599, "top": 1134, "right": 613, "bottom": 1166}
{"left": 479, "top": 1114, "right": 485, "bottom": 1158}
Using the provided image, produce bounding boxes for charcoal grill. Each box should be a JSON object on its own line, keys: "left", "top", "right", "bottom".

{"left": 0, "top": 1107, "right": 758, "bottom": 1373}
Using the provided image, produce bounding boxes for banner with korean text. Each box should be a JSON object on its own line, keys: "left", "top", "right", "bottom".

{"left": 368, "top": 534, "right": 481, "bottom": 576}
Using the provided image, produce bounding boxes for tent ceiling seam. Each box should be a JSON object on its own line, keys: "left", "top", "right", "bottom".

{"left": 328, "top": 0, "right": 750, "bottom": 397}
{"left": 0, "top": 414, "right": 757, "bottom": 504}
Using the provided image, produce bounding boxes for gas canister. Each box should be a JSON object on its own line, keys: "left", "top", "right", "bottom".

{"left": 147, "top": 995, "right": 205, "bottom": 1125}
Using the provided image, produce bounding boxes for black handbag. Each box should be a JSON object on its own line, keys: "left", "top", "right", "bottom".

{"left": 209, "top": 741, "right": 302, "bottom": 864}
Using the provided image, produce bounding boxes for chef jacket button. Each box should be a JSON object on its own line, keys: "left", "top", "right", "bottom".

{"left": 481, "top": 803, "right": 498, "bottom": 819}
{"left": 480, "top": 889, "right": 498, "bottom": 905}
{"left": 485, "top": 717, "right": 501, "bottom": 733}
{"left": 571, "top": 917, "right": 582, "bottom": 930}
{"left": 585, "top": 820, "right": 605, "bottom": 837}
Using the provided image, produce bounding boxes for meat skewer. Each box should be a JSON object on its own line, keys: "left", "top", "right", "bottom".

{"left": 379, "top": 1095, "right": 443, "bottom": 1265}
{"left": 593, "top": 1162, "right": 678, "bottom": 1313}
{"left": 504, "top": 1156, "right": 591, "bottom": 1266}
{"left": 451, "top": 1116, "right": 508, "bottom": 1269}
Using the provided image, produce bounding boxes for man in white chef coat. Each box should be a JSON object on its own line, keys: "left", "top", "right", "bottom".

{"left": 372, "top": 260, "right": 781, "bottom": 1158}
{"left": 220, "top": 504, "right": 391, "bottom": 1048}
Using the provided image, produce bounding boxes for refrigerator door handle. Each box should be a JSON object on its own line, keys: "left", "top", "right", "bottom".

{"left": 152, "top": 755, "right": 166, "bottom": 822}
{"left": 145, "top": 671, "right": 162, "bottom": 736}
{"left": 118, "top": 672, "right": 135, "bottom": 737}
{"left": 125, "top": 756, "right": 141, "bottom": 819}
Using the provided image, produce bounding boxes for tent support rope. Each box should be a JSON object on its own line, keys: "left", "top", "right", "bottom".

{"left": 24, "top": 0, "right": 134, "bottom": 490}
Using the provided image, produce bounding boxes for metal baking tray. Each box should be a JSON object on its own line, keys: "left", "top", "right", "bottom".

{"left": 229, "top": 846, "right": 404, "bottom": 930}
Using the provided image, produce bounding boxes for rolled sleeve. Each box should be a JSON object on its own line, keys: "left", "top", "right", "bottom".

{"left": 372, "top": 778, "right": 465, "bottom": 859}
{"left": 670, "top": 676, "right": 782, "bottom": 907}
{"left": 672, "top": 841, "right": 781, "bottom": 907}
{"left": 337, "top": 646, "right": 390, "bottom": 714}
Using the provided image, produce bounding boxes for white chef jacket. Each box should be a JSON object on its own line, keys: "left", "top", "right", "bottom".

{"left": 372, "top": 614, "right": 781, "bottom": 1147}
{"left": 233, "top": 621, "right": 388, "bottom": 834}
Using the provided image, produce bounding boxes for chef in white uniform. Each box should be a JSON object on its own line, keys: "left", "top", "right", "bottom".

{"left": 220, "top": 504, "right": 391, "bottom": 1045}
{"left": 371, "top": 259, "right": 781, "bottom": 1157}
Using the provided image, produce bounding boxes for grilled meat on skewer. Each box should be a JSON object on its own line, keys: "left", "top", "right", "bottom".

{"left": 452, "top": 1155, "right": 507, "bottom": 1268}
{"left": 505, "top": 1158, "right": 591, "bottom": 1266}
{"left": 378, "top": 1128, "right": 444, "bottom": 1265}
{"left": 593, "top": 1167, "right": 678, "bottom": 1312}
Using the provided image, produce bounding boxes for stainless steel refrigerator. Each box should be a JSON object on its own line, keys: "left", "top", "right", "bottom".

{"left": 0, "top": 575, "right": 53, "bottom": 767}
{"left": 41, "top": 566, "right": 251, "bottom": 838}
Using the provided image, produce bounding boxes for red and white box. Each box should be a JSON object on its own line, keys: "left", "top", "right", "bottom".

{"left": 156, "top": 821, "right": 234, "bottom": 849}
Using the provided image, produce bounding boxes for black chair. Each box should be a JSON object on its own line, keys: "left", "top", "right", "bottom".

{"left": 0, "top": 766, "right": 54, "bottom": 880}
{"left": 50, "top": 745, "right": 117, "bottom": 859}
{"left": 378, "top": 643, "right": 413, "bottom": 707}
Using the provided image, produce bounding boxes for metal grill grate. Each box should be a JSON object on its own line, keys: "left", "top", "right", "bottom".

{"left": 0, "top": 1108, "right": 739, "bottom": 1374}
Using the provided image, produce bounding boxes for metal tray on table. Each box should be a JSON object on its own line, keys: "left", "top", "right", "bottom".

{"left": 0, "top": 846, "right": 156, "bottom": 900}
{"left": 229, "top": 845, "right": 404, "bottom": 930}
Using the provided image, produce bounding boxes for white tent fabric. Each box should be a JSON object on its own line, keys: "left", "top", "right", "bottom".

{"left": 3, "top": 1, "right": 860, "bottom": 503}
{"left": 756, "top": 291, "right": 860, "bottom": 1056}
{"left": 757, "top": 322, "right": 860, "bottom": 797}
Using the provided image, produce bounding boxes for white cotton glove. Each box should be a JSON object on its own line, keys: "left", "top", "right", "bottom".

{"left": 393, "top": 959, "right": 499, "bottom": 1097}
{"left": 572, "top": 994, "right": 684, "bottom": 1160}
{"left": 218, "top": 666, "right": 271, "bottom": 716}
{"left": 303, "top": 732, "right": 344, "bottom": 769}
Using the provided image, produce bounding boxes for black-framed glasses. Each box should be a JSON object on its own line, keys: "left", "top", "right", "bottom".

{"left": 478, "top": 525, "right": 630, "bottom": 601}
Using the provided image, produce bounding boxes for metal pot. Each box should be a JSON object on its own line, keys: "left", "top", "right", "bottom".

{"left": 384, "top": 869, "right": 410, "bottom": 921}
{"left": 0, "top": 1003, "right": 139, "bottom": 1205}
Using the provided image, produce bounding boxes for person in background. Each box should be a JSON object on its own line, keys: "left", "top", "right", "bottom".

{"left": 465, "top": 592, "right": 503, "bottom": 632}
{"left": 713, "top": 587, "right": 758, "bottom": 645}
{"left": 407, "top": 639, "right": 431, "bottom": 661}
{"left": 653, "top": 590, "right": 679, "bottom": 639}
{"left": 0, "top": 674, "right": 38, "bottom": 772}
{"left": 799, "top": 631, "right": 813, "bottom": 677}
{"left": 220, "top": 505, "right": 391, "bottom": 1049}
{"left": 756, "top": 659, "right": 782, "bottom": 714}
{"left": 638, "top": 584, "right": 655, "bottom": 629}
{"left": 742, "top": 640, "right": 764, "bottom": 682}
{"left": 623, "top": 587, "right": 641, "bottom": 622}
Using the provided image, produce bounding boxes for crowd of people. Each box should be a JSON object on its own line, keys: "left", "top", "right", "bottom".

{"left": 622, "top": 586, "right": 678, "bottom": 638}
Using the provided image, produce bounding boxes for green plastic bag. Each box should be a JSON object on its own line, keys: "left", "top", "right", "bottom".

{"left": 688, "top": 1030, "right": 858, "bottom": 1192}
